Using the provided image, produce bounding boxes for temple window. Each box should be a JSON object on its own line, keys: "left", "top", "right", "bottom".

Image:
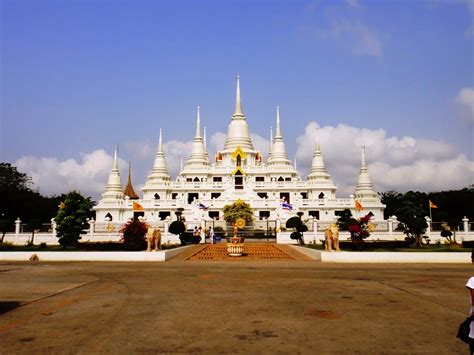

{"left": 300, "top": 192, "right": 308, "bottom": 199}
{"left": 213, "top": 177, "right": 222, "bottom": 182}
{"left": 154, "top": 193, "right": 160, "bottom": 200}
{"left": 211, "top": 193, "right": 221, "bottom": 199}
{"left": 159, "top": 211, "right": 171, "bottom": 220}
{"left": 308, "top": 211, "right": 319, "bottom": 219}
{"left": 256, "top": 176, "right": 265, "bottom": 182}
{"left": 193, "top": 177, "right": 200, "bottom": 182}
{"left": 236, "top": 155, "right": 242, "bottom": 167}
{"left": 172, "top": 193, "right": 178, "bottom": 199}
{"left": 278, "top": 176, "right": 284, "bottom": 182}
{"left": 105, "top": 213, "right": 113, "bottom": 221}
{"left": 318, "top": 192, "right": 325, "bottom": 199}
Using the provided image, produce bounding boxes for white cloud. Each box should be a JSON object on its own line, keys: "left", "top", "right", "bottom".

{"left": 296, "top": 122, "right": 474, "bottom": 195}
{"left": 456, "top": 87, "right": 474, "bottom": 122}
{"left": 162, "top": 140, "right": 194, "bottom": 177}
{"left": 320, "top": 18, "right": 382, "bottom": 58}
{"left": 14, "top": 149, "right": 126, "bottom": 199}
{"left": 346, "top": 0, "right": 359, "bottom": 8}
{"left": 463, "top": 0, "right": 474, "bottom": 36}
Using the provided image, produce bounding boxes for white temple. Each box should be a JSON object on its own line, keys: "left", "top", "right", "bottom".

{"left": 95, "top": 77, "right": 385, "bottom": 226}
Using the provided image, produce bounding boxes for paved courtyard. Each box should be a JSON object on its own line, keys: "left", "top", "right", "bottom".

{"left": 0, "top": 256, "right": 472, "bottom": 354}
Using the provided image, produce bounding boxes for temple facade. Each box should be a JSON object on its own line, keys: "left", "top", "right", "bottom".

{"left": 94, "top": 77, "right": 385, "bottom": 226}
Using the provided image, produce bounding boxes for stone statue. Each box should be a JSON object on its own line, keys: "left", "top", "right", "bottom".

{"left": 146, "top": 226, "right": 162, "bottom": 252}
{"left": 324, "top": 223, "right": 340, "bottom": 252}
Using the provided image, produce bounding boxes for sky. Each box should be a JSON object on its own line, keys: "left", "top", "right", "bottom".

{"left": 1, "top": 0, "right": 473, "bottom": 200}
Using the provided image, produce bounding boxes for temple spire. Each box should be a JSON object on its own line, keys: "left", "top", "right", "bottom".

{"left": 275, "top": 106, "right": 282, "bottom": 139}
{"left": 158, "top": 128, "right": 163, "bottom": 153}
{"left": 267, "top": 106, "right": 291, "bottom": 166}
{"left": 102, "top": 145, "right": 123, "bottom": 200}
{"left": 355, "top": 146, "right": 378, "bottom": 199}
{"left": 233, "top": 75, "right": 244, "bottom": 118}
{"left": 195, "top": 106, "right": 202, "bottom": 139}
{"left": 123, "top": 162, "right": 139, "bottom": 199}
{"left": 183, "top": 106, "right": 209, "bottom": 169}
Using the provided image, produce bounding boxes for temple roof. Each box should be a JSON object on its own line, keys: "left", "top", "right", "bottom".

{"left": 124, "top": 163, "right": 139, "bottom": 199}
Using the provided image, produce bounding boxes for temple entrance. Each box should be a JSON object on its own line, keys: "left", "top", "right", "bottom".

{"left": 234, "top": 171, "right": 243, "bottom": 190}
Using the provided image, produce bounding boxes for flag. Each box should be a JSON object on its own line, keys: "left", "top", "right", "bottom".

{"left": 355, "top": 200, "right": 364, "bottom": 211}
{"left": 133, "top": 201, "right": 144, "bottom": 211}
{"left": 59, "top": 202, "right": 65, "bottom": 209}
{"left": 281, "top": 202, "right": 293, "bottom": 210}
{"left": 198, "top": 203, "right": 208, "bottom": 210}
{"left": 429, "top": 200, "right": 437, "bottom": 209}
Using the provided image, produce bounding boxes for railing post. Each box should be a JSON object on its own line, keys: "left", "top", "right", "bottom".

{"left": 425, "top": 216, "right": 431, "bottom": 239}
{"left": 462, "top": 216, "right": 469, "bottom": 240}
{"left": 15, "top": 218, "right": 21, "bottom": 245}
{"left": 312, "top": 217, "right": 318, "bottom": 244}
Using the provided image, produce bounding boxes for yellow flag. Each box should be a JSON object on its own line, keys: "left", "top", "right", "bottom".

{"left": 429, "top": 200, "right": 438, "bottom": 209}
{"left": 133, "top": 201, "right": 144, "bottom": 211}
{"left": 355, "top": 200, "right": 364, "bottom": 211}
{"left": 59, "top": 202, "right": 65, "bottom": 209}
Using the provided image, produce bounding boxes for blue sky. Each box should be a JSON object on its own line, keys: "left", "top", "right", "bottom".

{"left": 2, "top": 0, "right": 473, "bottom": 199}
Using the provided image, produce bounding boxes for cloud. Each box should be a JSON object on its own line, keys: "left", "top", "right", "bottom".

{"left": 14, "top": 150, "right": 126, "bottom": 199}
{"left": 295, "top": 122, "right": 474, "bottom": 195}
{"left": 160, "top": 140, "right": 194, "bottom": 178}
{"left": 456, "top": 87, "right": 474, "bottom": 122}
{"left": 319, "top": 18, "right": 383, "bottom": 58}
{"left": 345, "top": 0, "right": 359, "bottom": 8}
{"left": 463, "top": 0, "right": 474, "bottom": 36}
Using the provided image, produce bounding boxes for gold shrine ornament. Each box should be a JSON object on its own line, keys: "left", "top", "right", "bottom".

{"left": 235, "top": 218, "right": 246, "bottom": 229}
{"left": 106, "top": 223, "right": 115, "bottom": 232}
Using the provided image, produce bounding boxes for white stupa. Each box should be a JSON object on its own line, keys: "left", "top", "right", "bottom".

{"left": 94, "top": 77, "right": 385, "bottom": 224}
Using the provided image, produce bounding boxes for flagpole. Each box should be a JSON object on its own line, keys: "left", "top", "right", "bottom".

{"left": 429, "top": 202, "right": 432, "bottom": 222}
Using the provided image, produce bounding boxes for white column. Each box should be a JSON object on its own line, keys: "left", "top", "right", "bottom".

{"left": 51, "top": 218, "right": 57, "bottom": 236}
{"left": 15, "top": 218, "right": 21, "bottom": 245}
{"left": 388, "top": 216, "right": 393, "bottom": 237}
{"left": 312, "top": 217, "right": 318, "bottom": 244}
{"left": 463, "top": 216, "right": 469, "bottom": 240}
{"left": 425, "top": 216, "right": 431, "bottom": 239}
{"left": 89, "top": 218, "right": 95, "bottom": 236}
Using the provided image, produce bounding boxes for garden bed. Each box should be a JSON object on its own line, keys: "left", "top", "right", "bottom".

{"left": 0, "top": 242, "right": 179, "bottom": 252}
{"left": 308, "top": 240, "right": 473, "bottom": 252}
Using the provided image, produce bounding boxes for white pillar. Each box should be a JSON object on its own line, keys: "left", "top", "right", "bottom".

{"left": 89, "top": 218, "right": 95, "bottom": 235}
{"left": 164, "top": 216, "right": 171, "bottom": 244}
{"left": 312, "top": 218, "right": 318, "bottom": 244}
{"left": 15, "top": 218, "right": 21, "bottom": 245}
{"left": 425, "top": 216, "right": 431, "bottom": 239}
{"left": 51, "top": 218, "right": 57, "bottom": 236}
{"left": 463, "top": 216, "right": 469, "bottom": 240}
{"left": 388, "top": 216, "right": 393, "bottom": 237}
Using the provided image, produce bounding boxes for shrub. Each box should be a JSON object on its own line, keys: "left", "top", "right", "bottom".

{"left": 119, "top": 220, "right": 148, "bottom": 251}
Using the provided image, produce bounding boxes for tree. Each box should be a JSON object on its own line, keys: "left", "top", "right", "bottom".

{"left": 0, "top": 163, "right": 32, "bottom": 192}
{"left": 286, "top": 214, "right": 308, "bottom": 245}
{"left": 393, "top": 192, "right": 428, "bottom": 248}
{"left": 337, "top": 209, "right": 374, "bottom": 243}
{"left": 0, "top": 219, "right": 10, "bottom": 243}
{"left": 55, "top": 191, "right": 95, "bottom": 247}
{"left": 119, "top": 219, "right": 148, "bottom": 250}
{"left": 223, "top": 200, "right": 254, "bottom": 225}
{"left": 26, "top": 218, "right": 43, "bottom": 245}
{"left": 0, "top": 162, "right": 63, "bottom": 224}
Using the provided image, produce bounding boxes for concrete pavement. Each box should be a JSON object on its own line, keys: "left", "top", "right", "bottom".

{"left": 0, "top": 259, "right": 472, "bottom": 354}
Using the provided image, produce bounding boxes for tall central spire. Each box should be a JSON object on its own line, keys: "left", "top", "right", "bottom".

{"left": 233, "top": 75, "right": 244, "bottom": 119}
{"left": 224, "top": 76, "right": 254, "bottom": 151}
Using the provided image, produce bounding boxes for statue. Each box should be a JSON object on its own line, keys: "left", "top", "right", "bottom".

{"left": 146, "top": 225, "right": 162, "bottom": 252}
{"left": 324, "top": 223, "right": 340, "bottom": 252}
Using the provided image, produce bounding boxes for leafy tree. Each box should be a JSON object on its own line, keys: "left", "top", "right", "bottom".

{"left": 0, "top": 219, "right": 11, "bottom": 243}
{"left": 393, "top": 192, "right": 428, "bottom": 248}
{"left": 26, "top": 218, "right": 43, "bottom": 245}
{"left": 119, "top": 219, "right": 148, "bottom": 250}
{"left": 337, "top": 209, "right": 374, "bottom": 242}
{"left": 223, "top": 199, "right": 254, "bottom": 225}
{"left": 0, "top": 163, "right": 32, "bottom": 192}
{"left": 380, "top": 191, "right": 403, "bottom": 219}
{"left": 0, "top": 162, "right": 63, "bottom": 224}
{"left": 55, "top": 191, "right": 95, "bottom": 247}
{"left": 286, "top": 214, "right": 307, "bottom": 245}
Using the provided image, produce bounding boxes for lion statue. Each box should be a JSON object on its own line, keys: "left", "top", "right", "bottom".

{"left": 146, "top": 226, "right": 162, "bottom": 252}
{"left": 324, "top": 224, "right": 340, "bottom": 252}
